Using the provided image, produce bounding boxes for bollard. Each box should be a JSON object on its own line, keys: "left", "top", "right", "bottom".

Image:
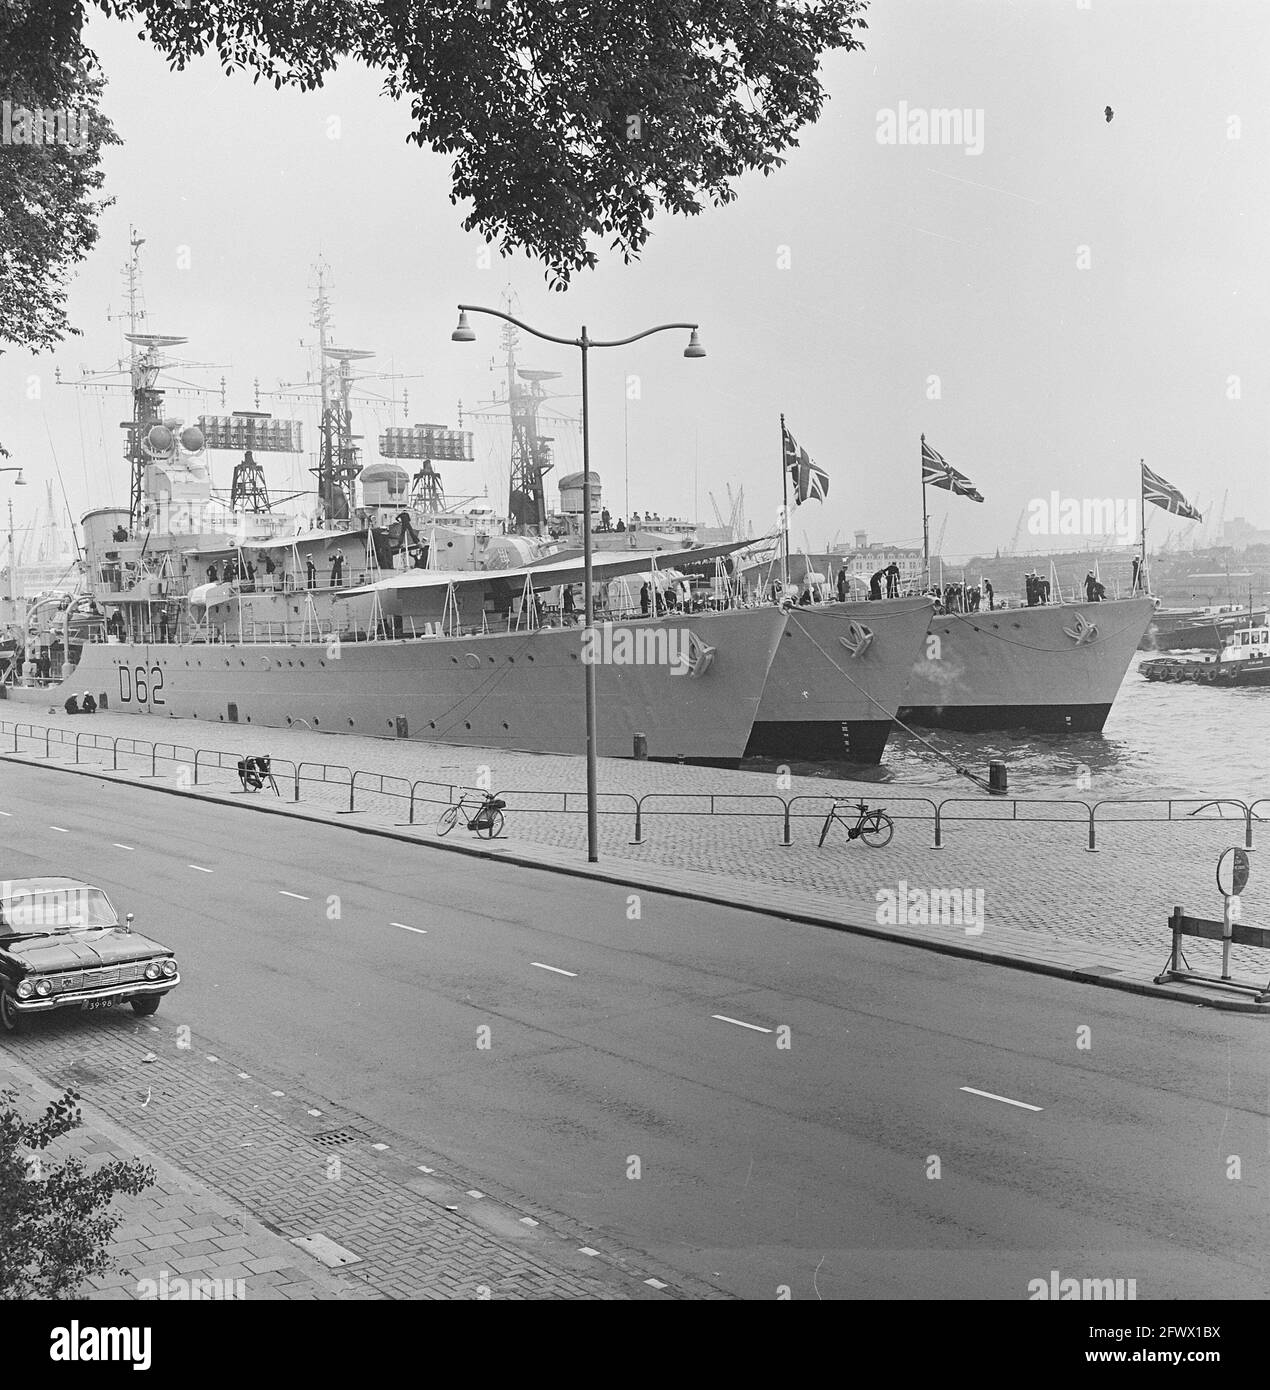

{"left": 988, "top": 760, "right": 1007, "bottom": 796}
{"left": 633, "top": 732, "right": 647, "bottom": 760}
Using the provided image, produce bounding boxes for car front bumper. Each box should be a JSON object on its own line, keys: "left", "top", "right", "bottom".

{"left": 13, "top": 975, "right": 180, "bottom": 1013}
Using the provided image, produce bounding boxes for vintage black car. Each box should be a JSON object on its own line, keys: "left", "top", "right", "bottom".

{"left": 0, "top": 878, "right": 179, "bottom": 1032}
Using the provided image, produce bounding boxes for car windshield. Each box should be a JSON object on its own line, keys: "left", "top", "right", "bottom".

{"left": 0, "top": 884, "right": 117, "bottom": 934}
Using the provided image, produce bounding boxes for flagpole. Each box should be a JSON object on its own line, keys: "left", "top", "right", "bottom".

{"left": 1139, "top": 458, "right": 1146, "bottom": 594}
{"left": 921, "top": 434, "right": 930, "bottom": 588}
{"left": 780, "top": 413, "right": 789, "bottom": 589}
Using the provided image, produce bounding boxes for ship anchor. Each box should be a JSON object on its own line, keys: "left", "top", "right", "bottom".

{"left": 1062, "top": 614, "right": 1099, "bottom": 646}
{"left": 838, "top": 622, "right": 874, "bottom": 658}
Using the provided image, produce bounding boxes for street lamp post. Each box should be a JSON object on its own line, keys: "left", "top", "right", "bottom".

{"left": 453, "top": 306, "right": 705, "bottom": 863}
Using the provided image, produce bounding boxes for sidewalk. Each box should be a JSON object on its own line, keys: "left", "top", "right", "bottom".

{"left": 4, "top": 708, "right": 1268, "bottom": 1011}
{"left": 0, "top": 1046, "right": 373, "bottom": 1302}
{"left": 0, "top": 1017, "right": 703, "bottom": 1301}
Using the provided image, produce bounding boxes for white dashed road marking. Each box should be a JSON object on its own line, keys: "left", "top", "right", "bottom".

{"left": 711, "top": 1014, "right": 772, "bottom": 1034}
{"left": 188, "top": 865, "right": 213, "bottom": 873}
{"left": 392, "top": 922, "right": 427, "bottom": 935}
{"left": 113, "top": 843, "right": 134, "bottom": 851}
{"left": 279, "top": 891, "right": 309, "bottom": 901}
{"left": 960, "top": 1086, "right": 1042, "bottom": 1113}
{"left": 50, "top": 826, "right": 67, "bottom": 833}
{"left": 531, "top": 962, "right": 578, "bottom": 977}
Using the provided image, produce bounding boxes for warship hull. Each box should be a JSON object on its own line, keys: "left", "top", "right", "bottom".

{"left": 746, "top": 597, "right": 935, "bottom": 763}
{"left": 6, "top": 608, "right": 787, "bottom": 765}
{"left": 898, "top": 596, "right": 1155, "bottom": 733}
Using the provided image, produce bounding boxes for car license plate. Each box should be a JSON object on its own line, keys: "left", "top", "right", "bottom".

{"left": 81, "top": 998, "right": 118, "bottom": 1012}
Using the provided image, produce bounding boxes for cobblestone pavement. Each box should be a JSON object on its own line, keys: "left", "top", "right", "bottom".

{"left": 0, "top": 1045, "right": 371, "bottom": 1301}
{"left": 2, "top": 710, "right": 1264, "bottom": 1302}
{"left": 0, "top": 1013, "right": 708, "bottom": 1301}
{"left": 6, "top": 707, "right": 1268, "bottom": 980}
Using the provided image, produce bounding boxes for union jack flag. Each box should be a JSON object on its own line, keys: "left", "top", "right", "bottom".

{"left": 921, "top": 437, "right": 983, "bottom": 502}
{"left": 1141, "top": 463, "right": 1202, "bottom": 520}
{"left": 782, "top": 424, "right": 829, "bottom": 504}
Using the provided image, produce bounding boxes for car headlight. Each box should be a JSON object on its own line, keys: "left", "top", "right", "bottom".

{"left": 161, "top": 959, "right": 177, "bottom": 978}
{"left": 144, "top": 961, "right": 160, "bottom": 980}
{"left": 35, "top": 979, "right": 53, "bottom": 997}
{"left": 15, "top": 979, "right": 33, "bottom": 999}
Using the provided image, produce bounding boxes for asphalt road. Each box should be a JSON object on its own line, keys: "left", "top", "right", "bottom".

{"left": 1, "top": 760, "right": 1266, "bottom": 1299}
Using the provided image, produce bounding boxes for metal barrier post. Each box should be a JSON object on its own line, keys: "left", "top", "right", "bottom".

{"left": 780, "top": 799, "right": 792, "bottom": 848}
{"left": 933, "top": 802, "right": 943, "bottom": 849}
{"left": 293, "top": 766, "right": 300, "bottom": 802}
{"left": 1087, "top": 807, "right": 1098, "bottom": 853}
{"left": 112, "top": 739, "right": 118, "bottom": 772}
{"left": 629, "top": 797, "right": 644, "bottom": 845}
{"left": 1246, "top": 805, "right": 1254, "bottom": 850}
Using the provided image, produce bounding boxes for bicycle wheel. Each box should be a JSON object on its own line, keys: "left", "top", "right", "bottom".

{"left": 436, "top": 804, "right": 461, "bottom": 836}
{"left": 859, "top": 812, "right": 894, "bottom": 848}
{"left": 478, "top": 810, "right": 504, "bottom": 840}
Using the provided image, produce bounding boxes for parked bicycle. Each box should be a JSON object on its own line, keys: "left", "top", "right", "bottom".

{"left": 436, "top": 791, "right": 507, "bottom": 839}
{"left": 818, "top": 799, "right": 894, "bottom": 848}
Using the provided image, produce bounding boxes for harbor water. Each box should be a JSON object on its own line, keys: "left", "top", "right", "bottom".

{"left": 751, "top": 652, "right": 1269, "bottom": 799}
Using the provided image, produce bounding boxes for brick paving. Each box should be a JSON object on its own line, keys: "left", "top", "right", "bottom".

{"left": 0, "top": 1013, "right": 703, "bottom": 1300}
{"left": 5, "top": 706, "right": 1268, "bottom": 984}
{"left": 1, "top": 707, "right": 1265, "bottom": 1299}
{"left": 0, "top": 1046, "right": 367, "bottom": 1302}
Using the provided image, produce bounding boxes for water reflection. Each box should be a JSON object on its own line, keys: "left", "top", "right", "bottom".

{"left": 746, "top": 655, "right": 1269, "bottom": 797}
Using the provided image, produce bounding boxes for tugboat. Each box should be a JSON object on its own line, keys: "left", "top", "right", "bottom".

{"left": 1140, "top": 624, "right": 1270, "bottom": 688}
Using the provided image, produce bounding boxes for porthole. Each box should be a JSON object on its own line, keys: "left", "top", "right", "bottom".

{"left": 502, "top": 722, "right": 509, "bottom": 730}
{"left": 428, "top": 721, "right": 436, "bottom": 729}
{"left": 348, "top": 719, "right": 354, "bottom": 727}
{"left": 464, "top": 722, "right": 471, "bottom": 730}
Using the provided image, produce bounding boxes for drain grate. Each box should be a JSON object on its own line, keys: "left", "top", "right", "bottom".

{"left": 309, "top": 1128, "right": 361, "bottom": 1149}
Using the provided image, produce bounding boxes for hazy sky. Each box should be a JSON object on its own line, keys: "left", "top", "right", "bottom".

{"left": 3, "top": 0, "right": 1267, "bottom": 563}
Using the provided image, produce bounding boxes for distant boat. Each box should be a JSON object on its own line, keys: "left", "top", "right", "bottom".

{"left": 1140, "top": 624, "right": 1270, "bottom": 688}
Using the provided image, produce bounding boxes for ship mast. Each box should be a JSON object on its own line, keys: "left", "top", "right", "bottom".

{"left": 309, "top": 263, "right": 374, "bottom": 522}
{"left": 501, "top": 292, "right": 560, "bottom": 535}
